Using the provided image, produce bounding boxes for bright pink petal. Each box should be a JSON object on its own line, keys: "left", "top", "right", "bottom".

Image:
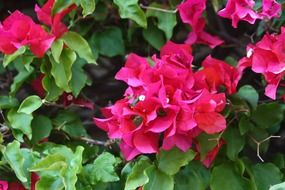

{"left": 133, "top": 132, "right": 159, "bottom": 154}
{"left": 195, "top": 112, "right": 226, "bottom": 134}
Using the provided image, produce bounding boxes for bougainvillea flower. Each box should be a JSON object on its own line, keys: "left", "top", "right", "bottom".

{"left": 0, "top": 181, "right": 8, "bottom": 190}
{"left": 115, "top": 53, "right": 150, "bottom": 88}
{"left": 178, "top": 0, "right": 223, "bottom": 48}
{"left": 94, "top": 41, "right": 235, "bottom": 161}
{"left": 261, "top": 0, "right": 281, "bottom": 19}
{"left": 194, "top": 92, "right": 226, "bottom": 134}
{"left": 218, "top": 0, "right": 281, "bottom": 28}
{"left": 238, "top": 28, "right": 285, "bottom": 99}
{"left": 218, "top": 0, "right": 260, "bottom": 28}
{"left": 196, "top": 56, "right": 242, "bottom": 94}
{"left": 186, "top": 30, "right": 224, "bottom": 49}
{"left": 178, "top": 0, "right": 206, "bottom": 29}
{"left": 0, "top": 11, "right": 54, "bottom": 57}
{"left": 35, "top": 0, "right": 76, "bottom": 38}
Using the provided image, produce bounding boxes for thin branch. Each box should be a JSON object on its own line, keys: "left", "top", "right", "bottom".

{"left": 249, "top": 135, "right": 281, "bottom": 162}
{"left": 139, "top": 4, "right": 178, "bottom": 13}
{"left": 77, "top": 137, "right": 115, "bottom": 146}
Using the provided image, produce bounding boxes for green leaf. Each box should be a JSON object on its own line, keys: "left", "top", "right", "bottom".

{"left": 0, "top": 96, "right": 19, "bottom": 109}
{"left": 251, "top": 163, "right": 282, "bottom": 190}
{"left": 270, "top": 182, "right": 285, "bottom": 190}
{"left": 70, "top": 59, "right": 88, "bottom": 97}
{"left": 36, "top": 175, "right": 64, "bottom": 190}
{"left": 52, "top": 0, "right": 74, "bottom": 15}
{"left": 142, "top": 22, "right": 165, "bottom": 50}
{"left": 114, "top": 0, "right": 147, "bottom": 28}
{"left": 125, "top": 157, "right": 152, "bottom": 190}
{"left": 50, "top": 48, "right": 76, "bottom": 92}
{"left": 10, "top": 66, "right": 34, "bottom": 96}
{"left": 93, "top": 2, "right": 108, "bottom": 21}
{"left": 31, "top": 146, "right": 84, "bottom": 190}
{"left": 42, "top": 72, "right": 64, "bottom": 101}
{"left": 251, "top": 103, "right": 283, "bottom": 129}
{"left": 3, "top": 46, "right": 26, "bottom": 67}
{"left": 196, "top": 133, "right": 219, "bottom": 160}
{"left": 239, "top": 116, "right": 254, "bottom": 135}
{"left": 62, "top": 31, "right": 96, "bottom": 64}
{"left": 174, "top": 160, "right": 210, "bottom": 190}
{"left": 143, "top": 166, "right": 174, "bottom": 190}
{"left": 223, "top": 126, "right": 245, "bottom": 160}
{"left": 60, "top": 146, "right": 84, "bottom": 190}
{"left": 80, "top": 0, "right": 95, "bottom": 17}
{"left": 2, "top": 141, "right": 39, "bottom": 188}
{"left": 53, "top": 110, "right": 87, "bottom": 137}
{"left": 91, "top": 27, "right": 125, "bottom": 57}
{"left": 210, "top": 163, "right": 250, "bottom": 190}
{"left": 2, "top": 141, "right": 27, "bottom": 182}
{"left": 146, "top": 3, "right": 177, "bottom": 39}
{"left": 30, "top": 154, "right": 66, "bottom": 171}
{"left": 31, "top": 115, "right": 53, "bottom": 144}
{"left": 17, "top": 95, "right": 43, "bottom": 114}
{"left": 237, "top": 85, "right": 259, "bottom": 109}
{"left": 157, "top": 147, "right": 196, "bottom": 175}
{"left": 91, "top": 152, "right": 120, "bottom": 182}
{"left": 7, "top": 109, "right": 33, "bottom": 140}
{"left": 51, "top": 39, "right": 64, "bottom": 63}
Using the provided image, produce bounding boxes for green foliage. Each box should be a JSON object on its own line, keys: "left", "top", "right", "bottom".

{"left": 251, "top": 103, "right": 283, "bottom": 129}
{"left": 143, "top": 166, "right": 174, "bottom": 190}
{"left": 62, "top": 31, "right": 97, "bottom": 64}
{"left": 50, "top": 48, "right": 76, "bottom": 92}
{"left": 237, "top": 85, "right": 259, "bottom": 109}
{"left": 17, "top": 95, "right": 43, "bottom": 114}
{"left": 78, "top": 152, "right": 120, "bottom": 187}
{"left": 143, "top": 22, "right": 165, "bottom": 50}
{"left": 146, "top": 3, "right": 177, "bottom": 39}
{"left": 1, "top": 141, "right": 40, "bottom": 188}
{"left": 157, "top": 148, "right": 196, "bottom": 175}
{"left": 53, "top": 110, "right": 87, "bottom": 137}
{"left": 7, "top": 109, "right": 33, "bottom": 141}
{"left": 30, "top": 145, "right": 84, "bottom": 190}
{"left": 174, "top": 161, "right": 210, "bottom": 190}
{"left": 223, "top": 126, "right": 245, "bottom": 160}
{"left": 114, "top": 0, "right": 147, "bottom": 28}
{"left": 80, "top": 0, "right": 96, "bottom": 17}
{"left": 3, "top": 46, "right": 26, "bottom": 67}
{"left": 210, "top": 162, "right": 250, "bottom": 190}
{"left": 31, "top": 115, "right": 53, "bottom": 144}
{"left": 124, "top": 157, "right": 152, "bottom": 190}
{"left": 1, "top": 0, "right": 285, "bottom": 189}
{"left": 91, "top": 27, "right": 125, "bottom": 57}
{"left": 0, "top": 96, "right": 19, "bottom": 109}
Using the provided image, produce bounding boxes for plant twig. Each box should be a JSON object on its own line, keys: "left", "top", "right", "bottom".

{"left": 139, "top": 4, "right": 178, "bottom": 13}
{"left": 249, "top": 135, "right": 281, "bottom": 162}
{"left": 77, "top": 136, "right": 115, "bottom": 146}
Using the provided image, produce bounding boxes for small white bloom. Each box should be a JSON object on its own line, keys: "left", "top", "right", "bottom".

{"left": 138, "top": 95, "right": 145, "bottom": 101}
{"left": 166, "top": 98, "right": 170, "bottom": 103}
{"left": 247, "top": 48, "right": 253, "bottom": 58}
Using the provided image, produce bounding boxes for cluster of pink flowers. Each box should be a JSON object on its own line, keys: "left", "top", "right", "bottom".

{"left": 178, "top": 0, "right": 224, "bottom": 48}
{"left": 239, "top": 27, "right": 285, "bottom": 100}
{"left": 0, "top": 0, "right": 74, "bottom": 57}
{"left": 218, "top": 0, "right": 281, "bottom": 28}
{"left": 94, "top": 41, "right": 242, "bottom": 163}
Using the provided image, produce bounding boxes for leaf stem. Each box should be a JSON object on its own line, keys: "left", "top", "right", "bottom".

{"left": 139, "top": 4, "right": 178, "bottom": 14}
